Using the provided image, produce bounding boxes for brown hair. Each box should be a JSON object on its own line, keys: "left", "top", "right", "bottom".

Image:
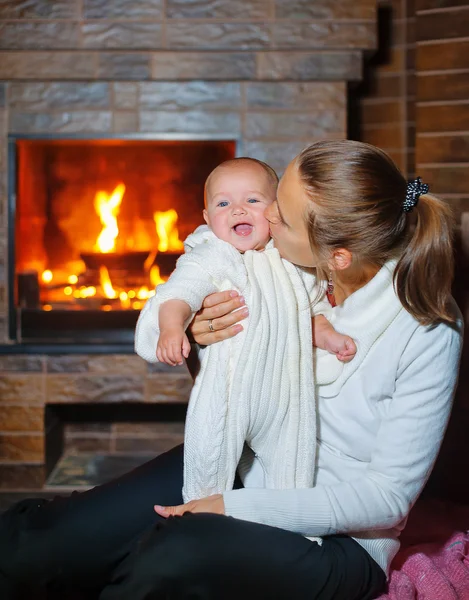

{"left": 204, "top": 157, "right": 279, "bottom": 205}
{"left": 296, "top": 139, "right": 455, "bottom": 326}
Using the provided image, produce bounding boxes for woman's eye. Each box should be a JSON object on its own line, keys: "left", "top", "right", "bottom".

{"left": 247, "top": 198, "right": 259, "bottom": 203}
{"left": 217, "top": 201, "right": 229, "bottom": 207}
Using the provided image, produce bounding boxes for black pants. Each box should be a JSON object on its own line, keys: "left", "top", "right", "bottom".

{"left": 0, "top": 444, "right": 386, "bottom": 599}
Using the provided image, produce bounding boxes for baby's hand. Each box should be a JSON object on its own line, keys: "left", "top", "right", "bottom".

{"left": 325, "top": 332, "right": 357, "bottom": 363}
{"left": 157, "top": 327, "right": 191, "bottom": 366}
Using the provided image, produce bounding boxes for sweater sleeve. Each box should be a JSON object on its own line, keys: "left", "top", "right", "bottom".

{"left": 223, "top": 318, "right": 463, "bottom": 536}
{"left": 134, "top": 251, "right": 222, "bottom": 363}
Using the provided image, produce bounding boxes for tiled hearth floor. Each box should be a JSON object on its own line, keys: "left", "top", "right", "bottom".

{"left": 0, "top": 451, "right": 156, "bottom": 512}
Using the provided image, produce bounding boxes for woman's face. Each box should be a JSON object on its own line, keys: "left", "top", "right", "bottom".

{"left": 265, "top": 160, "right": 316, "bottom": 267}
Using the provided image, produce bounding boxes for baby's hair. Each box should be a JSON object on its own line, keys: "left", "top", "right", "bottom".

{"left": 296, "top": 139, "right": 455, "bottom": 326}
{"left": 204, "top": 157, "right": 279, "bottom": 205}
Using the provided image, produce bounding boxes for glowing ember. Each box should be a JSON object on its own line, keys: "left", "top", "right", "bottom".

{"left": 99, "top": 265, "right": 117, "bottom": 299}
{"left": 68, "top": 274, "right": 78, "bottom": 284}
{"left": 150, "top": 264, "right": 165, "bottom": 288}
{"left": 41, "top": 270, "right": 53, "bottom": 283}
{"left": 154, "top": 209, "right": 184, "bottom": 253}
{"left": 94, "top": 183, "right": 126, "bottom": 253}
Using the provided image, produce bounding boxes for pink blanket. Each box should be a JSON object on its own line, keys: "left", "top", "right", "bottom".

{"left": 377, "top": 532, "right": 469, "bottom": 599}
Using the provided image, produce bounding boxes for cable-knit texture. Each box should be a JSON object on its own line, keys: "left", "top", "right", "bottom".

{"left": 135, "top": 227, "right": 335, "bottom": 535}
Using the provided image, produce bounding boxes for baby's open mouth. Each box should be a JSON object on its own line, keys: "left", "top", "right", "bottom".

{"left": 233, "top": 223, "right": 253, "bottom": 236}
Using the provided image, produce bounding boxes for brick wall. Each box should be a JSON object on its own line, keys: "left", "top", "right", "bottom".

{"left": 356, "top": 0, "right": 415, "bottom": 176}
{"left": 0, "top": 0, "right": 377, "bottom": 488}
{"left": 415, "top": 0, "right": 469, "bottom": 217}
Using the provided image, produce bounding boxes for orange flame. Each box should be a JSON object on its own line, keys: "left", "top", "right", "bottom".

{"left": 99, "top": 265, "right": 117, "bottom": 299}
{"left": 94, "top": 183, "right": 126, "bottom": 253}
{"left": 150, "top": 265, "right": 165, "bottom": 287}
{"left": 154, "top": 209, "right": 184, "bottom": 253}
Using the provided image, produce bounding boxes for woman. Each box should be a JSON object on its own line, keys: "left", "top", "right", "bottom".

{"left": 0, "top": 140, "right": 463, "bottom": 600}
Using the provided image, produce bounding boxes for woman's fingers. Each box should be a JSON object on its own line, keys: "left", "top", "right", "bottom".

{"left": 201, "top": 290, "right": 240, "bottom": 309}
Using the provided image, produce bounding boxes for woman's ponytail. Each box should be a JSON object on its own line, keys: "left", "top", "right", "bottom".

{"left": 394, "top": 193, "right": 455, "bottom": 326}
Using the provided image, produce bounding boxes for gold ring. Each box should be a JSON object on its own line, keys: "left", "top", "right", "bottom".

{"left": 208, "top": 319, "right": 215, "bottom": 332}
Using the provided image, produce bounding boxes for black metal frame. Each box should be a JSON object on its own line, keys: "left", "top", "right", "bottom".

{"left": 7, "top": 133, "right": 240, "bottom": 348}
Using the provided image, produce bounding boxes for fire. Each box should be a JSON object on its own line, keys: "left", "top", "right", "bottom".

{"left": 150, "top": 265, "right": 165, "bottom": 287}
{"left": 94, "top": 183, "right": 126, "bottom": 253}
{"left": 99, "top": 265, "right": 117, "bottom": 299}
{"left": 41, "top": 270, "right": 53, "bottom": 283}
{"left": 154, "top": 209, "right": 184, "bottom": 253}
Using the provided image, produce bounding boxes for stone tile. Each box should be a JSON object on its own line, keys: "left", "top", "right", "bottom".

{"left": 242, "top": 140, "right": 308, "bottom": 174}
{"left": 245, "top": 81, "right": 345, "bottom": 110}
{"left": 0, "top": 22, "right": 80, "bottom": 49}
{"left": 66, "top": 422, "right": 112, "bottom": 434}
{"left": 139, "top": 81, "right": 241, "bottom": 110}
{"left": 46, "top": 375, "right": 145, "bottom": 403}
{"left": 0, "top": 83, "right": 5, "bottom": 108}
{"left": 245, "top": 111, "right": 345, "bottom": 140}
{"left": 9, "top": 111, "right": 112, "bottom": 133}
{"left": 83, "top": 22, "right": 163, "bottom": 50}
{"left": 9, "top": 82, "right": 110, "bottom": 110}
{"left": 0, "top": 374, "right": 45, "bottom": 404}
{"left": 152, "top": 52, "right": 256, "bottom": 80}
{"left": 0, "top": 52, "right": 97, "bottom": 79}
{"left": 257, "top": 51, "right": 362, "bottom": 81}
{"left": 47, "top": 452, "right": 154, "bottom": 487}
{"left": 46, "top": 355, "right": 91, "bottom": 373}
{"left": 0, "top": 355, "right": 44, "bottom": 372}
{"left": 84, "top": 0, "right": 163, "bottom": 19}
{"left": 139, "top": 109, "right": 240, "bottom": 134}
{"left": 98, "top": 53, "right": 151, "bottom": 80}
{"left": 0, "top": 464, "right": 45, "bottom": 489}
{"left": 0, "top": 1, "right": 80, "bottom": 19}
{"left": 89, "top": 354, "right": 147, "bottom": 373}
{"left": 114, "top": 82, "right": 138, "bottom": 109}
{"left": 113, "top": 111, "right": 138, "bottom": 132}
{"left": 114, "top": 421, "right": 185, "bottom": 434}
{"left": 64, "top": 436, "right": 112, "bottom": 453}
{"left": 0, "top": 433, "right": 44, "bottom": 462}
{"left": 145, "top": 373, "right": 192, "bottom": 403}
{"left": 275, "top": 0, "right": 376, "bottom": 19}
{"left": 147, "top": 361, "right": 188, "bottom": 374}
{"left": 166, "top": 0, "right": 270, "bottom": 18}
{"left": 166, "top": 23, "right": 271, "bottom": 50}
{"left": 0, "top": 405, "right": 44, "bottom": 431}
{"left": 272, "top": 22, "right": 376, "bottom": 50}
{"left": 115, "top": 434, "right": 183, "bottom": 453}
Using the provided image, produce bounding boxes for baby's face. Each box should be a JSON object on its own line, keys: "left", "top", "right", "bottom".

{"left": 204, "top": 163, "right": 276, "bottom": 252}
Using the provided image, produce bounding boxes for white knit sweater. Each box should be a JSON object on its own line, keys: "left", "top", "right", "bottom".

{"left": 136, "top": 226, "right": 339, "bottom": 508}
{"left": 136, "top": 253, "right": 463, "bottom": 576}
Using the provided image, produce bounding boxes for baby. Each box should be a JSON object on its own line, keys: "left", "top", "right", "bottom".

{"left": 156, "top": 158, "right": 355, "bottom": 366}
{"left": 135, "top": 157, "right": 356, "bottom": 505}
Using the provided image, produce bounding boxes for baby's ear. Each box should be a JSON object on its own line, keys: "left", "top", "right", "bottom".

{"left": 203, "top": 209, "right": 209, "bottom": 225}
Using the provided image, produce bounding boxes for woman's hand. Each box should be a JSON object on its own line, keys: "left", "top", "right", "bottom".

{"left": 154, "top": 494, "right": 225, "bottom": 517}
{"left": 189, "top": 291, "right": 248, "bottom": 346}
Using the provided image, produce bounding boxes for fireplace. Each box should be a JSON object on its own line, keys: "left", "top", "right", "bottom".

{"left": 9, "top": 136, "right": 236, "bottom": 345}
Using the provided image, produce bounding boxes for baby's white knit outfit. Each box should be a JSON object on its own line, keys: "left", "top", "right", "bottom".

{"left": 136, "top": 226, "right": 338, "bottom": 512}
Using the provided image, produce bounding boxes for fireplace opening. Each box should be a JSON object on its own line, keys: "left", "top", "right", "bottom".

{"left": 9, "top": 137, "right": 236, "bottom": 345}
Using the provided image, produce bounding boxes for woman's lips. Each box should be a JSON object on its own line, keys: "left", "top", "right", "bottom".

{"left": 233, "top": 223, "right": 253, "bottom": 236}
